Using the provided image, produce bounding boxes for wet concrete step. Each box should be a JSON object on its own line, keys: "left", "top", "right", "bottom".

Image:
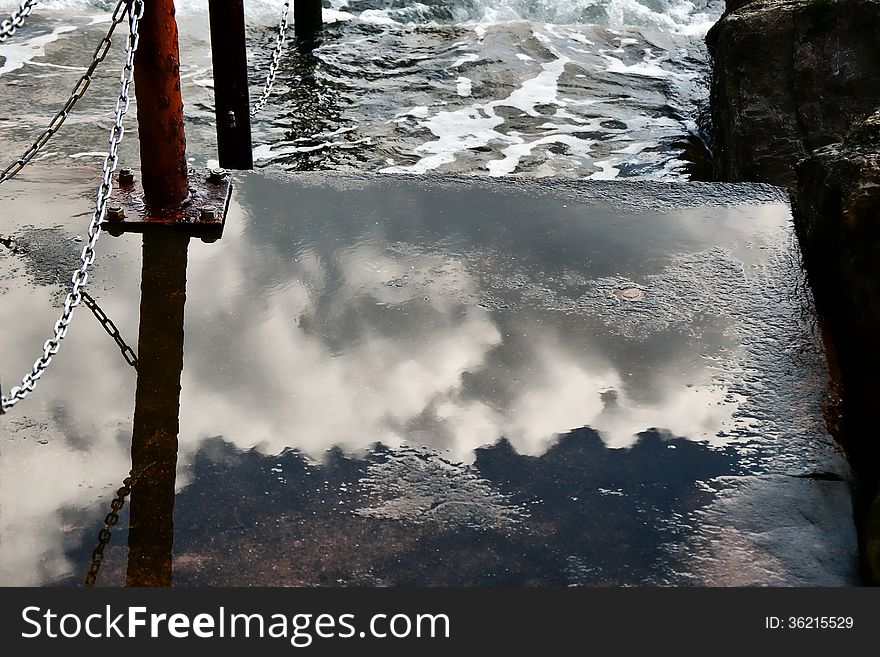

{"left": 0, "top": 169, "right": 857, "bottom": 585}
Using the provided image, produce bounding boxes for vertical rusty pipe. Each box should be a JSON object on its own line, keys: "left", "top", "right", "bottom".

{"left": 208, "top": 0, "right": 253, "bottom": 169}
{"left": 126, "top": 233, "right": 189, "bottom": 587}
{"left": 294, "top": 0, "right": 322, "bottom": 41}
{"left": 133, "top": 0, "right": 189, "bottom": 209}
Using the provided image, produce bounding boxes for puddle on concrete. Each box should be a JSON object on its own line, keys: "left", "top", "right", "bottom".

{"left": 0, "top": 170, "right": 857, "bottom": 586}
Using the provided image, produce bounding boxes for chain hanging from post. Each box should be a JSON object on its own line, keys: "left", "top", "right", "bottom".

{"left": 80, "top": 291, "right": 139, "bottom": 369}
{"left": 0, "top": 0, "right": 145, "bottom": 414}
{"left": 83, "top": 472, "right": 135, "bottom": 587}
{"left": 0, "top": 0, "right": 38, "bottom": 42}
{"left": 82, "top": 463, "right": 153, "bottom": 587}
{"left": 0, "top": 0, "right": 131, "bottom": 186}
{"left": 0, "top": 241, "right": 138, "bottom": 369}
{"left": 251, "top": 0, "right": 291, "bottom": 117}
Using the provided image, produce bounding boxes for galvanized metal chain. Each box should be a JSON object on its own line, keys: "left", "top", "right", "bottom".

{"left": 81, "top": 290, "right": 138, "bottom": 369}
{"left": 0, "top": 0, "right": 38, "bottom": 42}
{"left": 0, "top": 0, "right": 130, "bottom": 186}
{"left": 1, "top": 240, "right": 137, "bottom": 368}
{"left": 251, "top": 0, "right": 290, "bottom": 117}
{"left": 0, "top": 0, "right": 145, "bottom": 414}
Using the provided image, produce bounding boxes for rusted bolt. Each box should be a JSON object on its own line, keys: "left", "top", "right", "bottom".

{"left": 106, "top": 205, "right": 125, "bottom": 221}
{"left": 614, "top": 287, "right": 645, "bottom": 302}
{"left": 207, "top": 167, "right": 227, "bottom": 184}
{"left": 198, "top": 206, "right": 216, "bottom": 221}
{"left": 118, "top": 168, "right": 135, "bottom": 185}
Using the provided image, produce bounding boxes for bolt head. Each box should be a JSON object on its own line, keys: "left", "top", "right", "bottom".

{"left": 106, "top": 206, "right": 125, "bottom": 221}
{"left": 198, "top": 206, "right": 216, "bottom": 221}
{"left": 207, "top": 167, "right": 228, "bottom": 184}
{"left": 118, "top": 168, "right": 134, "bottom": 185}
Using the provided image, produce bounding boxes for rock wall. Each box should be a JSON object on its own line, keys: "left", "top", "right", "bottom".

{"left": 707, "top": 0, "right": 880, "bottom": 188}
{"left": 708, "top": 0, "right": 880, "bottom": 583}
{"left": 794, "top": 113, "right": 880, "bottom": 581}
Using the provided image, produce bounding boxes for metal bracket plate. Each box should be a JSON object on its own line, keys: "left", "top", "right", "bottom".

{"left": 103, "top": 167, "right": 232, "bottom": 241}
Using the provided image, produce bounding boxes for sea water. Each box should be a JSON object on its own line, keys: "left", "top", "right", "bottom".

{"left": 0, "top": 0, "right": 722, "bottom": 179}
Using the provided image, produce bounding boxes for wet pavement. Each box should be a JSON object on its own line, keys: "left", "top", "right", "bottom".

{"left": 0, "top": 169, "right": 858, "bottom": 586}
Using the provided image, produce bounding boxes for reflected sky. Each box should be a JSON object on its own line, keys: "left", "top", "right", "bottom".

{"left": 0, "top": 171, "right": 855, "bottom": 585}
{"left": 176, "top": 175, "right": 788, "bottom": 458}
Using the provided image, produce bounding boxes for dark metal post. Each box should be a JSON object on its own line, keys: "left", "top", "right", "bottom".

{"left": 132, "top": 0, "right": 189, "bottom": 209}
{"left": 208, "top": 0, "right": 253, "bottom": 170}
{"left": 126, "top": 233, "right": 189, "bottom": 587}
{"left": 294, "top": 0, "right": 322, "bottom": 41}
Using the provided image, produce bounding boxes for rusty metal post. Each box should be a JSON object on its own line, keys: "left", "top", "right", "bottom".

{"left": 294, "top": 0, "right": 322, "bottom": 41}
{"left": 132, "top": 0, "right": 189, "bottom": 209}
{"left": 126, "top": 233, "right": 189, "bottom": 587}
{"left": 208, "top": 0, "right": 253, "bottom": 170}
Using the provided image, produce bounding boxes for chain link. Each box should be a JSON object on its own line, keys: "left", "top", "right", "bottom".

{"left": 81, "top": 290, "right": 139, "bottom": 369}
{"left": 251, "top": 0, "right": 290, "bottom": 117}
{"left": 0, "top": 0, "right": 38, "bottom": 42}
{"left": 1, "top": 0, "right": 145, "bottom": 414}
{"left": 82, "top": 462, "right": 157, "bottom": 587}
{"left": 1, "top": 242, "right": 138, "bottom": 370}
{"left": 0, "top": 0, "right": 130, "bottom": 186}
{"left": 83, "top": 473, "right": 134, "bottom": 587}
{"left": 83, "top": 462, "right": 153, "bottom": 586}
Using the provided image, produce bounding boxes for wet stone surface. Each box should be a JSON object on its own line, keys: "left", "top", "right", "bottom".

{"left": 0, "top": 170, "right": 858, "bottom": 586}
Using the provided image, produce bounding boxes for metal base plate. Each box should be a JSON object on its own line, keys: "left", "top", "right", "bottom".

{"left": 103, "top": 167, "right": 232, "bottom": 240}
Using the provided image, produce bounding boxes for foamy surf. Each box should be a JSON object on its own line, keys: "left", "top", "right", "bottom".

{"left": 1, "top": 0, "right": 721, "bottom": 32}
{"left": 0, "top": 0, "right": 720, "bottom": 180}
{"left": 0, "top": 24, "right": 77, "bottom": 78}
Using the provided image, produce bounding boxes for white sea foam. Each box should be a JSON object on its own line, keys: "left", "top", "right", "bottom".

{"left": 0, "top": 0, "right": 286, "bottom": 19}
{"left": 382, "top": 35, "right": 575, "bottom": 175}
{"left": 0, "top": 0, "right": 716, "bottom": 181}
{"left": 0, "top": 0, "right": 722, "bottom": 33}
{"left": 0, "top": 24, "right": 77, "bottom": 78}
{"left": 381, "top": 24, "right": 701, "bottom": 179}
{"left": 589, "top": 159, "right": 620, "bottom": 179}
{"left": 451, "top": 52, "right": 480, "bottom": 68}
